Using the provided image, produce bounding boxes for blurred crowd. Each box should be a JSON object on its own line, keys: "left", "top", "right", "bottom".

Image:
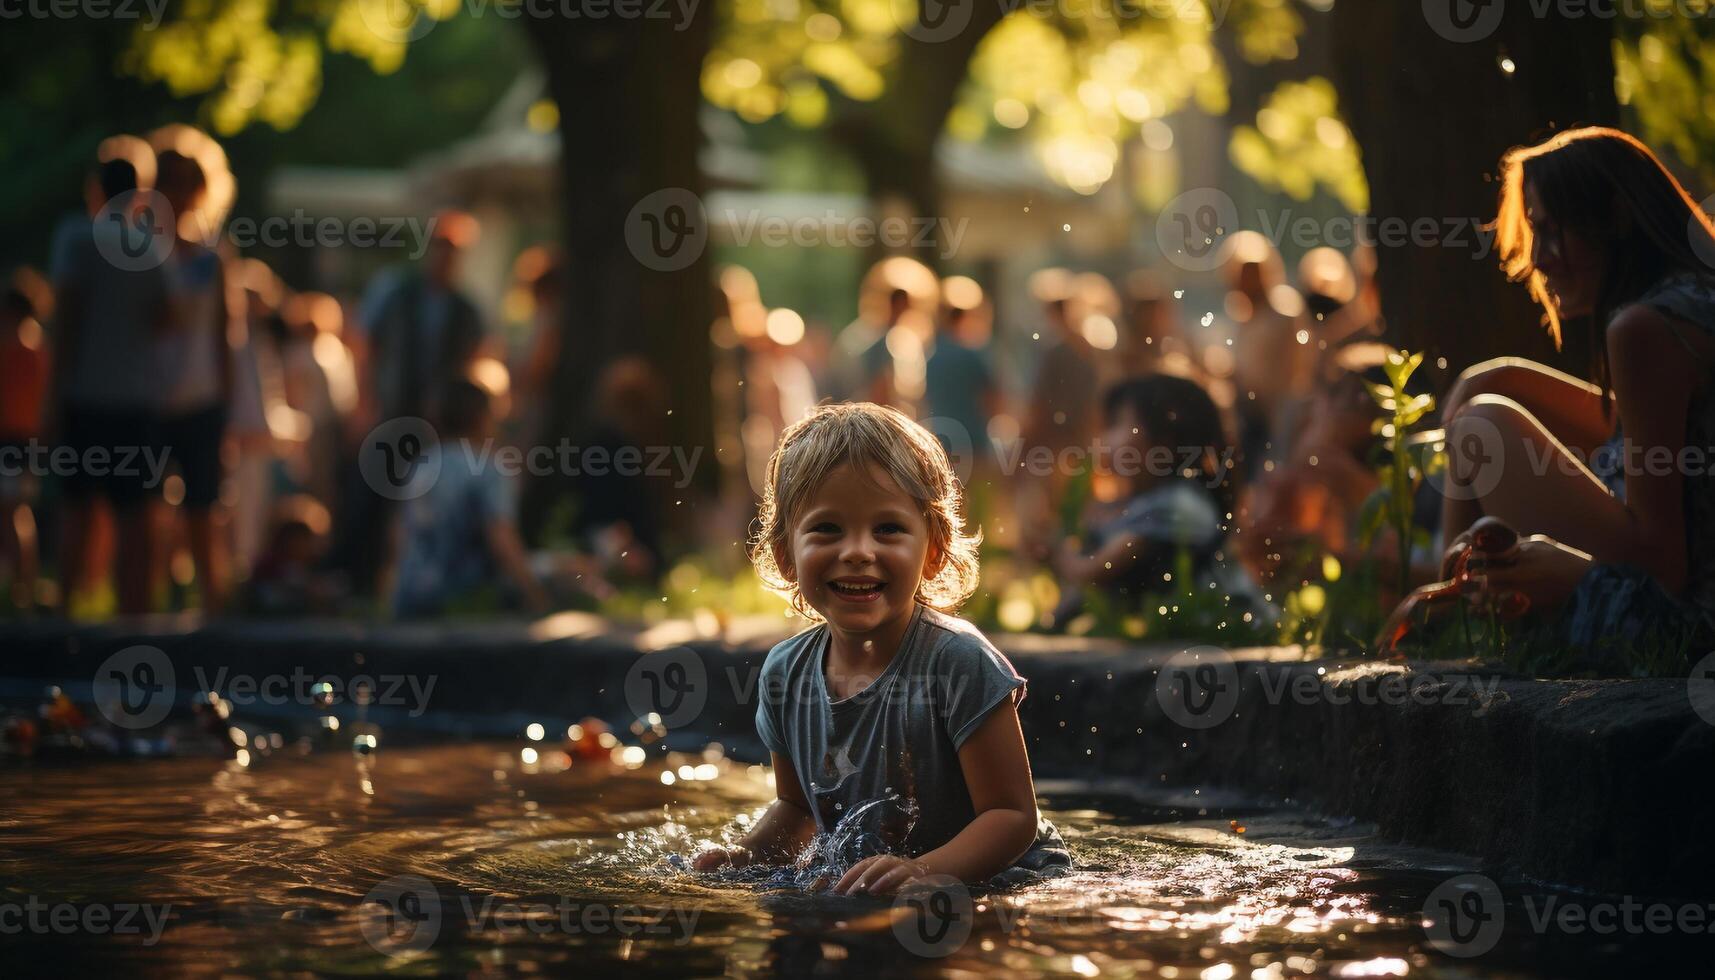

{"left": 0, "top": 128, "right": 629, "bottom": 620}
{"left": 1, "top": 124, "right": 1412, "bottom": 629}
{"left": 714, "top": 231, "right": 1408, "bottom": 633}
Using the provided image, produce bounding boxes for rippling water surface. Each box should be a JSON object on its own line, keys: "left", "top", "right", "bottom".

{"left": 0, "top": 742, "right": 1689, "bottom": 977}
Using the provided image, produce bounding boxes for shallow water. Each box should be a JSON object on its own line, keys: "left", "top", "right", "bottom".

{"left": 0, "top": 741, "right": 1699, "bottom": 977}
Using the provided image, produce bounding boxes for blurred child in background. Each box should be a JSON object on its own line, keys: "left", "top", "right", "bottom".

{"left": 1052, "top": 374, "right": 1254, "bottom": 625}
{"left": 390, "top": 379, "right": 548, "bottom": 618}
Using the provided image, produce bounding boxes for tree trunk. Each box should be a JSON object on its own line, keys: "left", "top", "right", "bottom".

{"left": 521, "top": 13, "right": 717, "bottom": 543}
{"left": 1330, "top": 2, "right": 1617, "bottom": 386}
{"left": 834, "top": 1, "right": 1012, "bottom": 267}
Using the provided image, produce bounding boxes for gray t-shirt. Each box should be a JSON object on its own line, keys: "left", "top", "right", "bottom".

{"left": 55, "top": 220, "right": 169, "bottom": 410}
{"left": 755, "top": 603, "right": 1068, "bottom": 873}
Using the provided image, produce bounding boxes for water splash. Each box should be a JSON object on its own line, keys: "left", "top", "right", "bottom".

{"left": 692, "top": 792, "right": 920, "bottom": 892}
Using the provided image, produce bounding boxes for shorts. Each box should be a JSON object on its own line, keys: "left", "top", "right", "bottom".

{"left": 157, "top": 404, "right": 228, "bottom": 509}
{"left": 58, "top": 407, "right": 160, "bottom": 509}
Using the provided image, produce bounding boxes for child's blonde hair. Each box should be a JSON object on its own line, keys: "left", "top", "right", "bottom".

{"left": 750, "top": 402, "right": 981, "bottom": 620}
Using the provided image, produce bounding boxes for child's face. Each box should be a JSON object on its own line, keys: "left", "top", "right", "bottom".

{"left": 783, "top": 462, "right": 938, "bottom": 638}
{"left": 1103, "top": 404, "right": 1150, "bottom": 457}
{"left": 1103, "top": 404, "right": 1158, "bottom": 487}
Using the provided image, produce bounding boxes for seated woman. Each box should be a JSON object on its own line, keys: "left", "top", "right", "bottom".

{"left": 1438, "top": 126, "right": 1715, "bottom": 666}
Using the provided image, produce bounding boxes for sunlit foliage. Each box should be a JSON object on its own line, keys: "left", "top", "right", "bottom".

{"left": 109, "top": 0, "right": 1715, "bottom": 202}
{"left": 1228, "top": 77, "right": 1366, "bottom": 212}
{"left": 704, "top": 0, "right": 903, "bottom": 125}
{"left": 122, "top": 0, "right": 459, "bottom": 134}
{"left": 1614, "top": 8, "right": 1715, "bottom": 182}
{"left": 957, "top": 6, "right": 1228, "bottom": 195}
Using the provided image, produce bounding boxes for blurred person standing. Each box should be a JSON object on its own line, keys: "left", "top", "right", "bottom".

{"left": 1023, "top": 269, "right": 1098, "bottom": 461}
{"left": 357, "top": 210, "right": 486, "bottom": 428}
{"left": 278, "top": 293, "right": 356, "bottom": 508}
{"left": 923, "top": 275, "right": 999, "bottom": 469}
{"left": 1221, "top": 232, "right": 1311, "bottom": 475}
{"left": 1120, "top": 269, "right": 1195, "bottom": 377}
{"left": 338, "top": 211, "right": 487, "bottom": 597}
{"left": 50, "top": 144, "right": 170, "bottom": 617}
{"left": 227, "top": 259, "right": 291, "bottom": 576}
{"left": 1018, "top": 269, "right": 1098, "bottom": 558}
{"left": 828, "top": 258, "right": 938, "bottom": 403}
{"left": 44, "top": 137, "right": 156, "bottom": 611}
{"left": 149, "top": 136, "right": 237, "bottom": 614}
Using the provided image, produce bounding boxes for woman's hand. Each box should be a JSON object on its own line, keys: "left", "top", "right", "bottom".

{"left": 1439, "top": 517, "right": 1523, "bottom": 581}
{"left": 1464, "top": 534, "right": 1593, "bottom": 613}
{"left": 690, "top": 844, "right": 752, "bottom": 872}
{"left": 830, "top": 854, "right": 932, "bottom": 897}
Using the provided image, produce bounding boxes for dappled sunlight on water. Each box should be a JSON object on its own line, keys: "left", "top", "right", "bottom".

{"left": 0, "top": 742, "right": 1610, "bottom": 977}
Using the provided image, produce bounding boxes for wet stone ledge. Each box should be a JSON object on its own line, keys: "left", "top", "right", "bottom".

{"left": 2, "top": 616, "right": 1711, "bottom": 898}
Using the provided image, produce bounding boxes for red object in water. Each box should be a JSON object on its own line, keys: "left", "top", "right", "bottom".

{"left": 40, "top": 690, "right": 86, "bottom": 732}
{"left": 4, "top": 717, "right": 39, "bottom": 756}
{"left": 566, "top": 717, "right": 613, "bottom": 762}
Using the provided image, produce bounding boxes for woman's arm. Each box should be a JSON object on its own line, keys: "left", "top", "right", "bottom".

{"left": 694, "top": 753, "right": 816, "bottom": 869}
{"left": 833, "top": 698, "right": 1039, "bottom": 895}
{"left": 1603, "top": 306, "right": 1698, "bottom": 591}
{"left": 1057, "top": 532, "right": 1157, "bottom": 585}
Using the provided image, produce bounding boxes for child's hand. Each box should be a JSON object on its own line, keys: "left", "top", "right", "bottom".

{"left": 830, "top": 855, "right": 932, "bottom": 897}
{"left": 690, "top": 845, "right": 752, "bottom": 872}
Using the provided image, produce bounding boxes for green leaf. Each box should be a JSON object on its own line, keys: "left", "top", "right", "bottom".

{"left": 1356, "top": 486, "right": 1390, "bottom": 549}
{"left": 1400, "top": 393, "right": 1435, "bottom": 422}
{"left": 1363, "top": 379, "right": 1396, "bottom": 410}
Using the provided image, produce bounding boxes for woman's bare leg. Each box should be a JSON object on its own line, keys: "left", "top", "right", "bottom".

{"left": 1442, "top": 358, "right": 1609, "bottom": 453}
{"left": 1443, "top": 394, "right": 1627, "bottom": 554}
{"left": 1440, "top": 359, "right": 1611, "bottom": 555}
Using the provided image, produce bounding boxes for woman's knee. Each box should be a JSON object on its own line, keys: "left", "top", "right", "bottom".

{"left": 1444, "top": 359, "right": 1530, "bottom": 419}
{"left": 1445, "top": 394, "right": 1532, "bottom": 484}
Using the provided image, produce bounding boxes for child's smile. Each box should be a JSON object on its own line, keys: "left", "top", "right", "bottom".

{"left": 786, "top": 462, "right": 939, "bottom": 658}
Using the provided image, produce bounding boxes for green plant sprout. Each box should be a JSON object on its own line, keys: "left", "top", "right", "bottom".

{"left": 1357, "top": 348, "right": 1436, "bottom": 601}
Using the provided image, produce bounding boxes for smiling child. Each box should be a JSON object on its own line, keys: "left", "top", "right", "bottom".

{"left": 694, "top": 402, "right": 1069, "bottom": 895}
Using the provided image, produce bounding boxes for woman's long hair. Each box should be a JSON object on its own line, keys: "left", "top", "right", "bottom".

{"left": 1494, "top": 126, "right": 1715, "bottom": 400}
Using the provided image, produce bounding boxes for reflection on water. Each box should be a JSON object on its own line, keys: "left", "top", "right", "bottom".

{"left": 0, "top": 742, "right": 1683, "bottom": 977}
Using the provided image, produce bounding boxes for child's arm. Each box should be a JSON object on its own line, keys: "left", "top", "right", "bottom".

{"left": 1057, "top": 531, "right": 1159, "bottom": 585}
{"left": 485, "top": 519, "right": 549, "bottom": 614}
{"left": 833, "top": 697, "right": 1039, "bottom": 895}
{"left": 692, "top": 752, "right": 816, "bottom": 870}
